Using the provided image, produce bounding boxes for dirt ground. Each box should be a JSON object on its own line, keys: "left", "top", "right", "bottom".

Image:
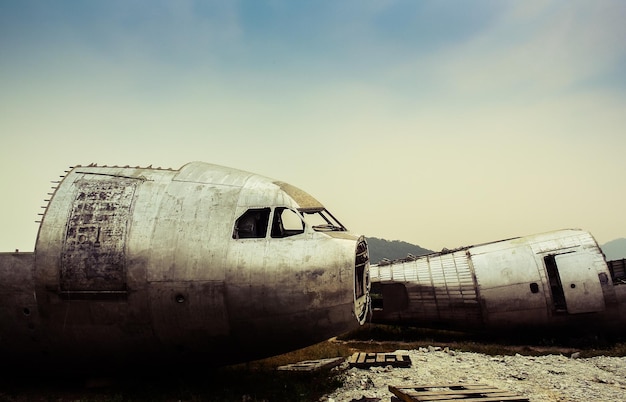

{"left": 322, "top": 346, "right": 626, "bottom": 402}
{"left": 1, "top": 337, "right": 625, "bottom": 401}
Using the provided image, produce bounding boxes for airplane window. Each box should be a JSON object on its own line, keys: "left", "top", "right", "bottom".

{"left": 232, "top": 208, "right": 270, "bottom": 239}
{"left": 300, "top": 208, "right": 346, "bottom": 232}
{"left": 271, "top": 207, "right": 304, "bottom": 238}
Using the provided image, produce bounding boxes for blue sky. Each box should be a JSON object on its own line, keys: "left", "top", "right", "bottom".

{"left": 1, "top": 1, "right": 625, "bottom": 251}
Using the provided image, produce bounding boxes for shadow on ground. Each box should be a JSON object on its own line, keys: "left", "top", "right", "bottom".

{"left": 2, "top": 324, "right": 625, "bottom": 401}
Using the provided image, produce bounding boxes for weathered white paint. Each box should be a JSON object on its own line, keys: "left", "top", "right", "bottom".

{"left": 371, "top": 229, "right": 626, "bottom": 334}
{"left": 0, "top": 162, "right": 370, "bottom": 370}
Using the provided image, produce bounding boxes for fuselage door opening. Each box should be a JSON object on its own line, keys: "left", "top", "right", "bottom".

{"left": 544, "top": 253, "right": 605, "bottom": 314}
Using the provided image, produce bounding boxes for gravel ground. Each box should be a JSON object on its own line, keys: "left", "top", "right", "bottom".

{"left": 322, "top": 347, "right": 626, "bottom": 402}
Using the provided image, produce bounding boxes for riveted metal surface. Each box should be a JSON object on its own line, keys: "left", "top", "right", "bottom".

{"left": 371, "top": 229, "right": 624, "bottom": 333}
{"left": 2, "top": 162, "right": 370, "bottom": 369}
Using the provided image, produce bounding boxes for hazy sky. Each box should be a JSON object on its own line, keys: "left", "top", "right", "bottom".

{"left": 1, "top": 1, "right": 625, "bottom": 252}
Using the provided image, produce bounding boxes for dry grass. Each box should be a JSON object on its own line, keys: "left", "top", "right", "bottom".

{"left": 339, "top": 324, "right": 626, "bottom": 358}
{"left": 238, "top": 338, "right": 355, "bottom": 370}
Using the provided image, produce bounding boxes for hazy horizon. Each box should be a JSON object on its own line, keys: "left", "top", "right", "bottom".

{"left": 2, "top": 1, "right": 625, "bottom": 252}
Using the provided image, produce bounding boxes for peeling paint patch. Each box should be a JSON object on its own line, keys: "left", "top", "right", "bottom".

{"left": 60, "top": 179, "right": 138, "bottom": 293}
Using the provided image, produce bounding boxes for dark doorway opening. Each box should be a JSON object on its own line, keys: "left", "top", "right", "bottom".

{"left": 544, "top": 255, "right": 567, "bottom": 312}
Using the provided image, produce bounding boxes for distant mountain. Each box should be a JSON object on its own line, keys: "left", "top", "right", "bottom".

{"left": 366, "top": 237, "right": 433, "bottom": 265}
{"left": 601, "top": 238, "right": 626, "bottom": 261}
{"left": 366, "top": 236, "right": 626, "bottom": 265}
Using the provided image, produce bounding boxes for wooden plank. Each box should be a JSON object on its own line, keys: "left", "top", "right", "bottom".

{"left": 401, "top": 394, "right": 528, "bottom": 402}
{"left": 348, "top": 353, "right": 412, "bottom": 368}
{"left": 410, "top": 384, "right": 489, "bottom": 390}
{"left": 398, "top": 355, "right": 410, "bottom": 365}
{"left": 405, "top": 388, "right": 502, "bottom": 396}
{"left": 276, "top": 357, "right": 344, "bottom": 372}
{"left": 389, "top": 384, "right": 528, "bottom": 402}
{"left": 441, "top": 397, "right": 528, "bottom": 402}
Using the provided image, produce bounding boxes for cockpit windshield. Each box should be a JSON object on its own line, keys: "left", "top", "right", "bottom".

{"left": 299, "top": 208, "right": 347, "bottom": 232}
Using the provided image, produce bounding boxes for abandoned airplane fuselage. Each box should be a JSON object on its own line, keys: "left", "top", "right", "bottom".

{"left": 0, "top": 162, "right": 370, "bottom": 369}
{"left": 370, "top": 229, "right": 626, "bottom": 335}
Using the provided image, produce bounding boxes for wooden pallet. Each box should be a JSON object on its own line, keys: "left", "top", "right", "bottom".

{"left": 389, "top": 383, "right": 529, "bottom": 402}
{"left": 347, "top": 352, "right": 411, "bottom": 368}
{"left": 276, "top": 357, "right": 345, "bottom": 372}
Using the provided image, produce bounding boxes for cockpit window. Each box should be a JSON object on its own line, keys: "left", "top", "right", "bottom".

{"left": 271, "top": 207, "right": 304, "bottom": 238}
{"left": 300, "top": 208, "right": 346, "bottom": 232}
{"left": 232, "top": 208, "right": 270, "bottom": 239}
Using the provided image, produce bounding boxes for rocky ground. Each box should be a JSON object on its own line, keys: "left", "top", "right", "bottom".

{"left": 322, "top": 346, "right": 626, "bottom": 402}
{"left": 2, "top": 337, "right": 625, "bottom": 401}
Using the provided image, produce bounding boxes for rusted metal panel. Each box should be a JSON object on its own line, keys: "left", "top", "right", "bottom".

{"left": 60, "top": 178, "right": 138, "bottom": 295}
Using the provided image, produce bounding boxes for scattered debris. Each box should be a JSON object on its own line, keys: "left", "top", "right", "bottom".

{"left": 350, "top": 397, "right": 381, "bottom": 402}
{"left": 325, "top": 348, "right": 626, "bottom": 401}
